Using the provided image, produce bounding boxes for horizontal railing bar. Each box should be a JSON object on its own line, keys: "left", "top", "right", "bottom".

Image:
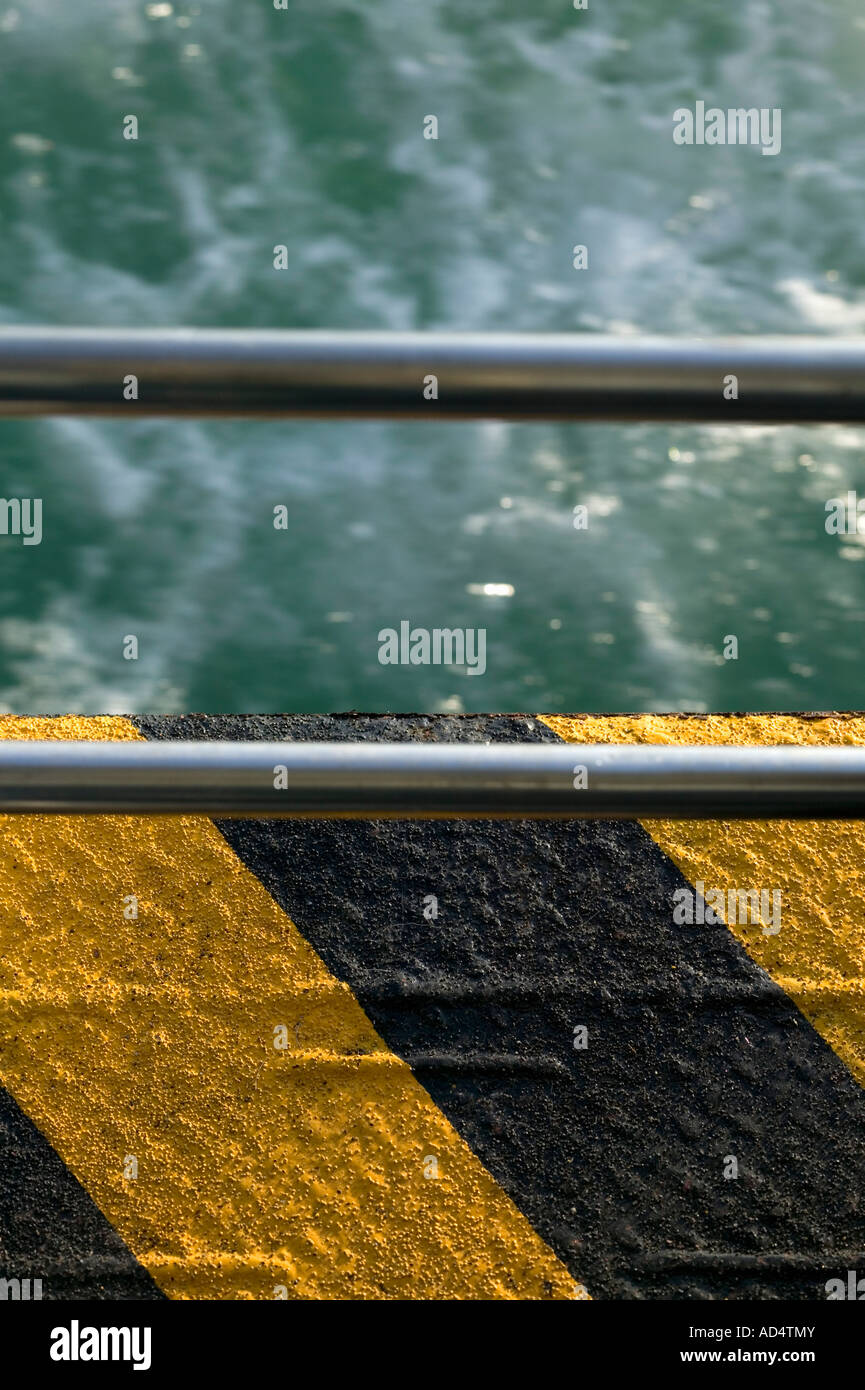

{"left": 0, "top": 329, "right": 864, "bottom": 419}
{"left": 0, "top": 740, "right": 863, "bottom": 816}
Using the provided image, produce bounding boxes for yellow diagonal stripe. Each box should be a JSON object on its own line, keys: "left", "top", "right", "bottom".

{"left": 541, "top": 714, "right": 865, "bottom": 1089}
{"left": 0, "top": 716, "right": 580, "bottom": 1300}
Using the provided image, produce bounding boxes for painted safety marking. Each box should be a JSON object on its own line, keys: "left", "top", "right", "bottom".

{"left": 136, "top": 713, "right": 865, "bottom": 1300}
{"left": 0, "top": 716, "right": 579, "bottom": 1300}
{"left": 542, "top": 714, "right": 865, "bottom": 1088}
{"left": 0, "top": 1083, "right": 163, "bottom": 1300}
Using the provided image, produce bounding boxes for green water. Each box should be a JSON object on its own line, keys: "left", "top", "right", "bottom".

{"left": 1, "top": 0, "right": 865, "bottom": 713}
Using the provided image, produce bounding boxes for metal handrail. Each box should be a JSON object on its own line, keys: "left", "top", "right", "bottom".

{"left": 0, "top": 740, "right": 863, "bottom": 817}
{"left": 1, "top": 329, "right": 864, "bottom": 419}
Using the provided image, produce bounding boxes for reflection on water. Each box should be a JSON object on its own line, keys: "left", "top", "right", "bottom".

{"left": 0, "top": 0, "right": 863, "bottom": 712}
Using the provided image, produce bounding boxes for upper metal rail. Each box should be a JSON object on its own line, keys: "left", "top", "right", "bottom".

{"left": 1, "top": 740, "right": 864, "bottom": 817}
{"left": 1, "top": 329, "right": 865, "bottom": 420}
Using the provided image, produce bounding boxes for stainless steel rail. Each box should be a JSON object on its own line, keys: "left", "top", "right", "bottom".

{"left": 1, "top": 328, "right": 864, "bottom": 420}
{"left": 0, "top": 740, "right": 863, "bottom": 817}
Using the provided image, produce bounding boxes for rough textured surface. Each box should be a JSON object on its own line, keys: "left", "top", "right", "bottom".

{"left": 2, "top": 712, "right": 864, "bottom": 1301}
{"left": 138, "top": 714, "right": 865, "bottom": 1300}
{"left": 0, "top": 1086, "right": 163, "bottom": 1300}
{"left": 545, "top": 714, "right": 865, "bottom": 1087}
{"left": 0, "top": 716, "right": 576, "bottom": 1301}
{"left": 0, "top": 717, "right": 167, "bottom": 1297}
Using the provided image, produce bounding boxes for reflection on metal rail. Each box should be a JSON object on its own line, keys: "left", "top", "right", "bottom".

{"left": 2, "top": 329, "right": 865, "bottom": 420}
{"left": 1, "top": 740, "right": 865, "bottom": 817}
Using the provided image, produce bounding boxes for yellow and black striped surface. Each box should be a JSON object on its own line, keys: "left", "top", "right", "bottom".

{"left": 1, "top": 713, "right": 863, "bottom": 1300}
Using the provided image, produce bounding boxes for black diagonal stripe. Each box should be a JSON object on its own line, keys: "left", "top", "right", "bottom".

{"left": 0, "top": 1086, "right": 164, "bottom": 1300}
{"left": 136, "top": 714, "right": 865, "bottom": 1300}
